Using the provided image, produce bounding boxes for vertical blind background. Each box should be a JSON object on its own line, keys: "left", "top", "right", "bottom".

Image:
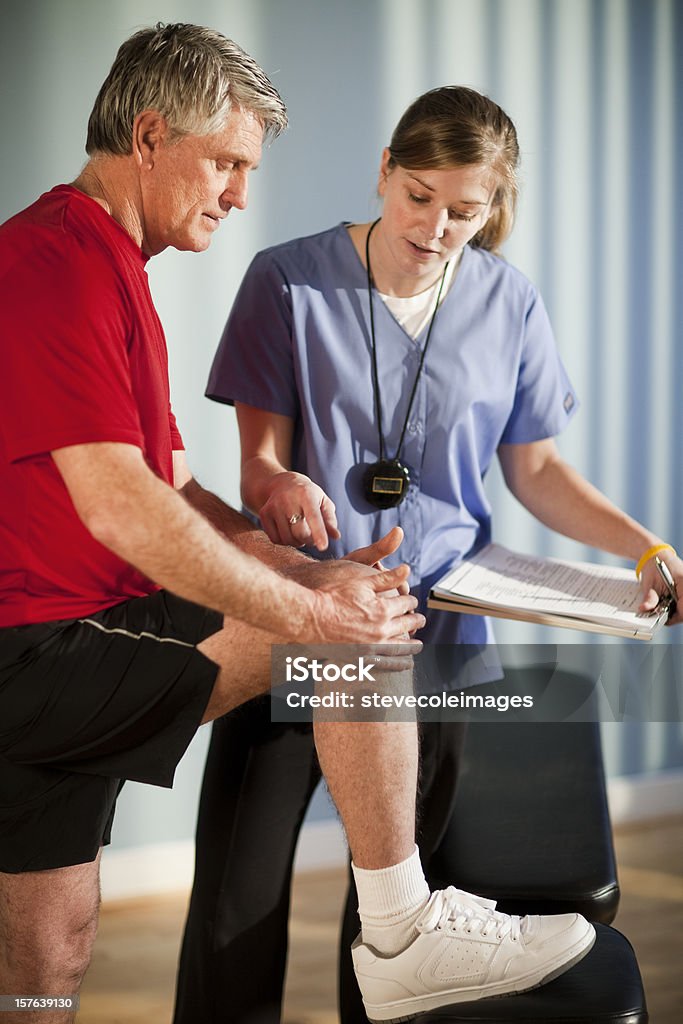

{"left": 1, "top": 0, "right": 681, "bottom": 847}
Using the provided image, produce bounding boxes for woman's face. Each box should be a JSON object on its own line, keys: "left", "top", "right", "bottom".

{"left": 374, "top": 151, "right": 496, "bottom": 293}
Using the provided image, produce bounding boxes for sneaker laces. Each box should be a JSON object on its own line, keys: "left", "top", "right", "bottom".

{"left": 416, "top": 887, "right": 522, "bottom": 942}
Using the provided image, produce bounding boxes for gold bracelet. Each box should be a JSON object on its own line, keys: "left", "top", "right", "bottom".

{"left": 635, "top": 543, "right": 676, "bottom": 579}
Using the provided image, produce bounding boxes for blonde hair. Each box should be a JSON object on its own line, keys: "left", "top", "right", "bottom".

{"left": 86, "top": 22, "right": 287, "bottom": 155}
{"left": 387, "top": 86, "right": 520, "bottom": 254}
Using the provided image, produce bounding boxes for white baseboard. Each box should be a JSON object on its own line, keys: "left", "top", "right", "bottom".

{"left": 99, "top": 818, "right": 347, "bottom": 902}
{"left": 100, "top": 838, "right": 194, "bottom": 902}
{"left": 99, "top": 769, "right": 683, "bottom": 902}
{"left": 606, "top": 767, "right": 683, "bottom": 825}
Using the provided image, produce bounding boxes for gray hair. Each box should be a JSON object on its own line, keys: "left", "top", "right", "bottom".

{"left": 86, "top": 22, "right": 288, "bottom": 155}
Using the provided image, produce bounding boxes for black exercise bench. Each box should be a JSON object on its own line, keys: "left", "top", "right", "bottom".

{"left": 419, "top": 666, "right": 648, "bottom": 1024}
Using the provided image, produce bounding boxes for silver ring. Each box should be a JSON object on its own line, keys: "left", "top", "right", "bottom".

{"left": 288, "top": 513, "right": 304, "bottom": 526}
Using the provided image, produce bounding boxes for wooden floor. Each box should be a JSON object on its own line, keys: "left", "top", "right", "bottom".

{"left": 79, "top": 817, "right": 683, "bottom": 1023}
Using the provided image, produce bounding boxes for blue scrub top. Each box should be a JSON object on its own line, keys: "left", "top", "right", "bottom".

{"left": 208, "top": 223, "right": 578, "bottom": 655}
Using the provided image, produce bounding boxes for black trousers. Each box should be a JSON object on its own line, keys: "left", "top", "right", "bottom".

{"left": 173, "top": 696, "right": 466, "bottom": 1024}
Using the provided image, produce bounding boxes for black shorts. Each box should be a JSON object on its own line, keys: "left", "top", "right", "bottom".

{"left": 0, "top": 591, "right": 223, "bottom": 874}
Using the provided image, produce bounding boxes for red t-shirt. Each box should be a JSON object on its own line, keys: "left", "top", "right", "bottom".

{"left": 0, "top": 185, "right": 183, "bottom": 626}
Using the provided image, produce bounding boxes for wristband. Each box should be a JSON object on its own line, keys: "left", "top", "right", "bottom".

{"left": 635, "top": 543, "right": 676, "bottom": 579}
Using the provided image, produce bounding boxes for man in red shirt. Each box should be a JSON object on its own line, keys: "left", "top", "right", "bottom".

{"left": 0, "top": 24, "right": 594, "bottom": 1023}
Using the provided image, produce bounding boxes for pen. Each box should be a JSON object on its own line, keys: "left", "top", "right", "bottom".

{"left": 654, "top": 555, "right": 678, "bottom": 617}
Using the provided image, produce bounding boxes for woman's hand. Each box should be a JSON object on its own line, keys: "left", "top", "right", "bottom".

{"left": 258, "top": 470, "right": 341, "bottom": 551}
{"left": 637, "top": 548, "right": 683, "bottom": 626}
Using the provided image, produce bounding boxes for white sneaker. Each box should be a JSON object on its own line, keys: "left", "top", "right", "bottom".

{"left": 352, "top": 886, "right": 596, "bottom": 1023}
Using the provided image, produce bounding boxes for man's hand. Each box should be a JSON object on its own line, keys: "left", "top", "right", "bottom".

{"left": 307, "top": 564, "right": 424, "bottom": 648}
{"left": 283, "top": 527, "right": 410, "bottom": 595}
{"left": 344, "top": 527, "right": 410, "bottom": 595}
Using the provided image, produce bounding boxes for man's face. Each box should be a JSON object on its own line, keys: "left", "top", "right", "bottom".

{"left": 140, "top": 107, "right": 263, "bottom": 256}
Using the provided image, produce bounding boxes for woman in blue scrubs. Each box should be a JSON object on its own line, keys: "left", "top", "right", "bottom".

{"left": 174, "top": 86, "right": 681, "bottom": 1024}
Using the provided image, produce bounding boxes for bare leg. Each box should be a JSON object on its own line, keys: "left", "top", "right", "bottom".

{"left": 0, "top": 853, "right": 101, "bottom": 1024}
{"left": 198, "top": 619, "right": 284, "bottom": 721}
{"left": 199, "top": 619, "right": 420, "bottom": 868}
{"left": 314, "top": 721, "right": 418, "bottom": 868}
{"left": 338, "top": 722, "right": 468, "bottom": 1022}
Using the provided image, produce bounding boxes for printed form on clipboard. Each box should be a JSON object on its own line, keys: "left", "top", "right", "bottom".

{"left": 427, "top": 543, "right": 669, "bottom": 640}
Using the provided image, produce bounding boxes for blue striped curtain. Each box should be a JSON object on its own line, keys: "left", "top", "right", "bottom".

{"left": 1, "top": 0, "right": 679, "bottom": 787}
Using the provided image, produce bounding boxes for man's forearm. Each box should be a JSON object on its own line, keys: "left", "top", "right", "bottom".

{"left": 180, "top": 477, "right": 311, "bottom": 573}
{"left": 53, "top": 443, "right": 317, "bottom": 638}
{"left": 52, "top": 443, "right": 425, "bottom": 647}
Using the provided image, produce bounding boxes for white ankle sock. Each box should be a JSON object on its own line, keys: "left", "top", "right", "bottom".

{"left": 352, "top": 845, "right": 430, "bottom": 956}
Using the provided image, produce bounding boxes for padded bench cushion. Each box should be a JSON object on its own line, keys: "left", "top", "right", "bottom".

{"left": 420, "top": 923, "right": 647, "bottom": 1023}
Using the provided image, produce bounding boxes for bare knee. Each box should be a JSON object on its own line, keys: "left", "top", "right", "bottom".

{"left": 5, "top": 910, "right": 97, "bottom": 990}
{"left": 0, "top": 858, "right": 101, "bottom": 993}
{"left": 4, "top": 910, "right": 99, "bottom": 988}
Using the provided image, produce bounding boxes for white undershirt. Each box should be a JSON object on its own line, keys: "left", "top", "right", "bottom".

{"left": 378, "top": 251, "right": 461, "bottom": 340}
